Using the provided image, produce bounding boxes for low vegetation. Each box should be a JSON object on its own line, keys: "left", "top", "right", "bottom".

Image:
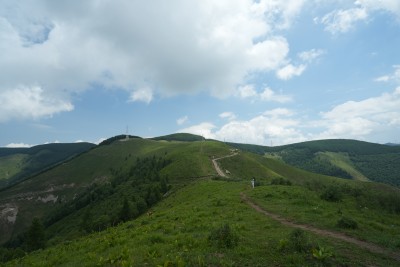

{"left": 0, "top": 136, "right": 399, "bottom": 266}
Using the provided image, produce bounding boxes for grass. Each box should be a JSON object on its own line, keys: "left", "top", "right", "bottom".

{"left": 316, "top": 152, "right": 369, "bottom": 181}
{"left": 0, "top": 154, "right": 27, "bottom": 181}
{"left": 5, "top": 180, "right": 400, "bottom": 266}
{"left": 247, "top": 184, "right": 400, "bottom": 250}
{"left": 0, "top": 139, "right": 230, "bottom": 244}
{"left": 2, "top": 138, "right": 400, "bottom": 266}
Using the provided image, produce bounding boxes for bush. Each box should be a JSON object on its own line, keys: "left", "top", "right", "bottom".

{"left": 312, "top": 245, "right": 333, "bottom": 262}
{"left": 288, "top": 229, "right": 310, "bottom": 252}
{"left": 208, "top": 224, "right": 238, "bottom": 249}
{"left": 271, "top": 178, "right": 292, "bottom": 186}
{"left": 336, "top": 216, "right": 358, "bottom": 229}
{"left": 320, "top": 186, "right": 341, "bottom": 202}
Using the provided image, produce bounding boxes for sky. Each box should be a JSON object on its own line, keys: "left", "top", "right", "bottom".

{"left": 1, "top": 0, "right": 400, "bottom": 147}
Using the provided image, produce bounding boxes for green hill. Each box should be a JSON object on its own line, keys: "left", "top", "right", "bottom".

{"left": 151, "top": 133, "right": 205, "bottom": 142}
{"left": 229, "top": 139, "right": 400, "bottom": 186}
{"left": 0, "top": 143, "right": 95, "bottom": 189}
{"left": 0, "top": 138, "right": 228, "bottom": 245}
{"left": 1, "top": 136, "right": 399, "bottom": 266}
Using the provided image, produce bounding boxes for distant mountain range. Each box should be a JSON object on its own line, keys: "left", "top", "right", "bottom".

{"left": 0, "top": 142, "right": 95, "bottom": 190}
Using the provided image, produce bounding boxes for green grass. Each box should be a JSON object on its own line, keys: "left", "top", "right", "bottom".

{"left": 0, "top": 154, "right": 27, "bottom": 181}
{"left": 0, "top": 139, "right": 230, "bottom": 244}
{"left": 5, "top": 180, "right": 399, "bottom": 266}
{"left": 316, "top": 152, "right": 369, "bottom": 181}
{"left": 230, "top": 139, "right": 400, "bottom": 186}
{"left": 248, "top": 184, "right": 400, "bottom": 250}
{"left": 2, "top": 138, "right": 400, "bottom": 266}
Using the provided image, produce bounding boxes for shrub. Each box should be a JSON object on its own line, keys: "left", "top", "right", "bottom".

{"left": 288, "top": 229, "right": 310, "bottom": 252}
{"left": 336, "top": 216, "right": 358, "bottom": 229}
{"left": 208, "top": 223, "right": 238, "bottom": 249}
{"left": 320, "top": 186, "right": 341, "bottom": 202}
{"left": 271, "top": 178, "right": 292, "bottom": 186}
{"left": 277, "top": 238, "right": 289, "bottom": 252}
{"left": 312, "top": 246, "right": 333, "bottom": 263}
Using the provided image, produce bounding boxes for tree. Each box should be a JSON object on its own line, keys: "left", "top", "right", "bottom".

{"left": 119, "top": 198, "right": 133, "bottom": 223}
{"left": 26, "top": 218, "right": 46, "bottom": 251}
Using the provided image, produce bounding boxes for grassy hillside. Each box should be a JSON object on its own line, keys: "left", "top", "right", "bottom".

{"left": 229, "top": 139, "right": 400, "bottom": 186}
{"left": 0, "top": 138, "right": 228, "bottom": 245}
{"left": 0, "top": 143, "right": 95, "bottom": 189}
{"left": 151, "top": 133, "right": 205, "bottom": 142}
{"left": 1, "top": 137, "right": 400, "bottom": 266}
{"left": 4, "top": 179, "right": 400, "bottom": 266}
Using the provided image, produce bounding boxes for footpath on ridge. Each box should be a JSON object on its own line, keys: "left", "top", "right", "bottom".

{"left": 211, "top": 152, "right": 238, "bottom": 177}
{"left": 211, "top": 152, "right": 400, "bottom": 262}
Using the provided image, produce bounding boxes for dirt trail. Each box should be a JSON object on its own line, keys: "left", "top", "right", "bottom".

{"left": 241, "top": 192, "right": 400, "bottom": 262}
{"left": 210, "top": 153, "right": 400, "bottom": 261}
{"left": 212, "top": 153, "right": 238, "bottom": 177}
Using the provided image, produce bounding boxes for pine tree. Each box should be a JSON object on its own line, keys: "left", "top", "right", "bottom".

{"left": 26, "top": 218, "right": 46, "bottom": 251}
{"left": 119, "top": 198, "right": 133, "bottom": 223}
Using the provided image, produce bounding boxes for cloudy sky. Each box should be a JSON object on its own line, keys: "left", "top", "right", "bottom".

{"left": 1, "top": 0, "right": 400, "bottom": 147}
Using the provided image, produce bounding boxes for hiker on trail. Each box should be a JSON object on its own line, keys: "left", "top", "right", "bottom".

{"left": 251, "top": 178, "right": 255, "bottom": 188}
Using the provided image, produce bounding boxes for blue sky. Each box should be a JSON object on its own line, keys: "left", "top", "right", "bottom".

{"left": 1, "top": 0, "right": 400, "bottom": 147}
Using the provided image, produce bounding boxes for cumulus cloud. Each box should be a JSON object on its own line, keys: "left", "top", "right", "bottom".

{"left": 316, "top": 87, "right": 400, "bottom": 139}
{"left": 176, "top": 115, "right": 189, "bottom": 125}
{"left": 181, "top": 88, "right": 400, "bottom": 145}
{"left": 0, "top": 0, "right": 301, "bottom": 121}
{"left": 0, "top": 86, "right": 73, "bottom": 122}
{"left": 181, "top": 108, "right": 305, "bottom": 145}
{"left": 129, "top": 88, "right": 153, "bottom": 104}
{"left": 178, "top": 122, "right": 216, "bottom": 139}
{"left": 318, "top": 8, "right": 368, "bottom": 34}
{"left": 298, "top": 49, "right": 325, "bottom": 62}
{"left": 276, "top": 64, "right": 306, "bottom": 80}
{"left": 237, "top": 84, "right": 292, "bottom": 102}
{"left": 219, "top": 112, "right": 236, "bottom": 121}
{"left": 317, "top": 0, "right": 400, "bottom": 35}
{"left": 374, "top": 65, "right": 400, "bottom": 83}
{"left": 355, "top": 0, "right": 400, "bottom": 16}
{"left": 5, "top": 142, "right": 34, "bottom": 148}
{"left": 260, "top": 88, "right": 292, "bottom": 103}
{"left": 237, "top": 84, "right": 257, "bottom": 98}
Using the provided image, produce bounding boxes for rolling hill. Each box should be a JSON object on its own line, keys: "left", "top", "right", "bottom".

{"left": 229, "top": 139, "right": 400, "bottom": 186}
{"left": 0, "top": 142, "right": 95, "bottom": 190}
{"left": 0, "top": 135, "right": 399, "bottom": 266}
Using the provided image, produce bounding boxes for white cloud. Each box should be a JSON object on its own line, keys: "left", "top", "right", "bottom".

{"left": 178, "top": 122, "right": 216, "bottom": 139}
{"left": 276, "top": 64, "right": 306, "bottom": 80}
{"left": 374, "top": 65, "right": 400, "bottom": 83}
{"left": 5, "top": 142, "right": 34, "bottom": 148}
{"left": 0, "top": 86, "right": 73, "bottom": 122}
{"left": 258, "top": 0, "right": 306, "bottom": 29}
{"left": 180, "top": 88, "right": 400, "bottom": 146}
{"left": 181, "top": 108, "right": 305, "bottom": 146}
{"left": 319, "top": 7, "right": 368, "bottom": 34}
{"left": 176, "top": 115, "right": 189, "bottom": 125}
{"left": 129, "top": 88, "right": 153, "bottom": 104}
{"left": 0, "top": 0, "right": 298, "bottom": 121}
{"left": 317, "top": 0, "right": 400, "bottom": 35}
{"left": 237, "top": 84, "right": 292, "bottom": 102}
{"left": 374, "top": 75, "right": 391, "bottom": 82}
{"left": 355, "top": 0, "right": 400, "bottom": 16}
{"left": 237, "top": 84, "right": 257, "bottom": 98}
{"left": 298, "top": 49, "right": 325, "bottom": 62}
{"left": 219, "top": 112, "right": 236, "bottom": 121}
{"left": 260, "top": 87, "right": 292, "bottom": 103}
{"left": 316, "top": 87, "right": 400, "bottom": 139}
